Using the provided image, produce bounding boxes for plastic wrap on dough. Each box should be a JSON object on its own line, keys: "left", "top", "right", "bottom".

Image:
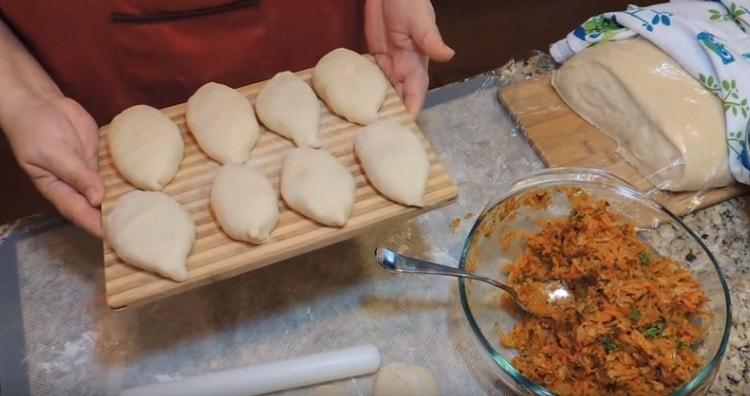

{"left": 551, "top": 38, "right": 733, "bottom": 192}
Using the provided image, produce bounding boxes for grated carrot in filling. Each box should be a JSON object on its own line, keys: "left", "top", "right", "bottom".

{"left": 500, "top": 189, "right": 709, "bottom": 396}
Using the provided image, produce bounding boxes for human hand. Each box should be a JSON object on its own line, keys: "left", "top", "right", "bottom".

{"left": 2, "top": 95, "right": 105, "bottom": 237}
{"left": 365, "top": 0, "right": 455, "bottom": 115}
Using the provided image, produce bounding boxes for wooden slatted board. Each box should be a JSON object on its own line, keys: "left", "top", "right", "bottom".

{"left": 99, "top": 68, "right": 458, "bottom": 309}
{"left": 498, "top": 75, "right": 748, "bottom": 214}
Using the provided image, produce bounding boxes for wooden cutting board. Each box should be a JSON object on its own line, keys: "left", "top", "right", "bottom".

{"left": 498, "top": 74, "right": 748, "bottom": 215}
{"left": 99, "top": 68, "right": 458, "bottom": 309}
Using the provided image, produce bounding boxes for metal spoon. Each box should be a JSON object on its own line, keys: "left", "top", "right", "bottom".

{"left": 375, "top": 247, "right": 572, "bottom": 317}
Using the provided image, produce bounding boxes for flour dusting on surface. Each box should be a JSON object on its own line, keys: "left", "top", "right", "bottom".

{"left": 38, "top": 331, "right": 96, "bottom": 374}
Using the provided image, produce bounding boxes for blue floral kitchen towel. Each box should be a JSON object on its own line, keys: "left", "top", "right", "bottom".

{"left": 550, "top": 0, "right": 750, "bottom": 185}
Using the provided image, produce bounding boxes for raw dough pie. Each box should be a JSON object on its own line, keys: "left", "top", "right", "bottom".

{"left": 108, "top": 105, "right": 183, "bottom": 190}
{"left": 280, "top": 148, "right": 355, "bottom": 227}
{"left": 105, "top": 191, "right": 195, "bottom": 282}
{"left": 210, "top": 163, "right": 280, "bottom": 243}
{"left": 186, "top": 82, "right": 260, "bottom": 164}
{"left": 355, "top": 119, "right": 430, "bottom": 206}
{"left": 312, "top": 48, "right": 388, "bottom": 125}
{"left": 256, "top": 71, "right": 321, "bottom": 148}
{"left": 552, "top": 38, "right": 733, "bottom": 191}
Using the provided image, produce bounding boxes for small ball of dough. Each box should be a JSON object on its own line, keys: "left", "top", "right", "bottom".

{"left": 355, "top": 120, "right": 430, "bottom": 206}
{"left": 281, "top": 148, "right": 355, "bottom": 227}
{"left": 256, "top": 71, "right": 321, "bottom": 148}
{"left": 372, "top": 363, "right": 441, "bottom": 396}
{"left": 186, "top": 82, "right": 260, "bottom": 164}
{"left": 108, "top": 105, "right": 183, "bottom": 190}
{"left": 106, "top": 191, "right": 195, "bottom": 282}
{"left": 312, "top": 48, "right": 388, "bottom": 125}
{"left": 210, "top": 163, "right": 280, "bottom": 243}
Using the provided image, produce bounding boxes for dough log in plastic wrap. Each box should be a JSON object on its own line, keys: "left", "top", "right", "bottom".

{"left": 552, "top": 38, "right": 733, "bottom": 192}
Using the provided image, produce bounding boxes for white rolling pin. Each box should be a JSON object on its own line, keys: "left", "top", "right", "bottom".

{"left": 120, "top": 344, "right": 380, "bottom": 396}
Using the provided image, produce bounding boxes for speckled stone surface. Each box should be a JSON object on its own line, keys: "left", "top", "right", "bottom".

{"left": 682, "top": 198, "right": 750, "bottom": 395}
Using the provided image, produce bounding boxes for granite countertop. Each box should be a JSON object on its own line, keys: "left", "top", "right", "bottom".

{"left": 684, "top": 198, "right": 750, "bottom": 394}
{"left": 0, "top": 60, "right": 748, "bottom": 394}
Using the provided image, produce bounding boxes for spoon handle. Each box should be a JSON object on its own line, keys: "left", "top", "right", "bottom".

{"left": 375, "top": 247, "right": 516, "bottom": 296}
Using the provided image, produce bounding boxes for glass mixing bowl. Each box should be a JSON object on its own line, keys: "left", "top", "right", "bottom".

{"left": 458, "top": 168, "right": 732, "bottom": 395}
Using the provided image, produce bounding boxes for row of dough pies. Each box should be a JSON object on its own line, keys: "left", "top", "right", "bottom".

{"left": 104, "top": 48, "right": 431, "bottom": 282}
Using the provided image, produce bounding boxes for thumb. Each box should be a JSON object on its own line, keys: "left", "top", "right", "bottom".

{"left": 410, "top": 22, "right": 455, "bottom": 63}
{"left": 47, "top": 150, "right": 105, "bottom": 206}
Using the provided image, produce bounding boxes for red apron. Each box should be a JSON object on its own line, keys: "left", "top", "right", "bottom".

{"left": 0, "top": 0, "right": 365, "bottom": 124}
